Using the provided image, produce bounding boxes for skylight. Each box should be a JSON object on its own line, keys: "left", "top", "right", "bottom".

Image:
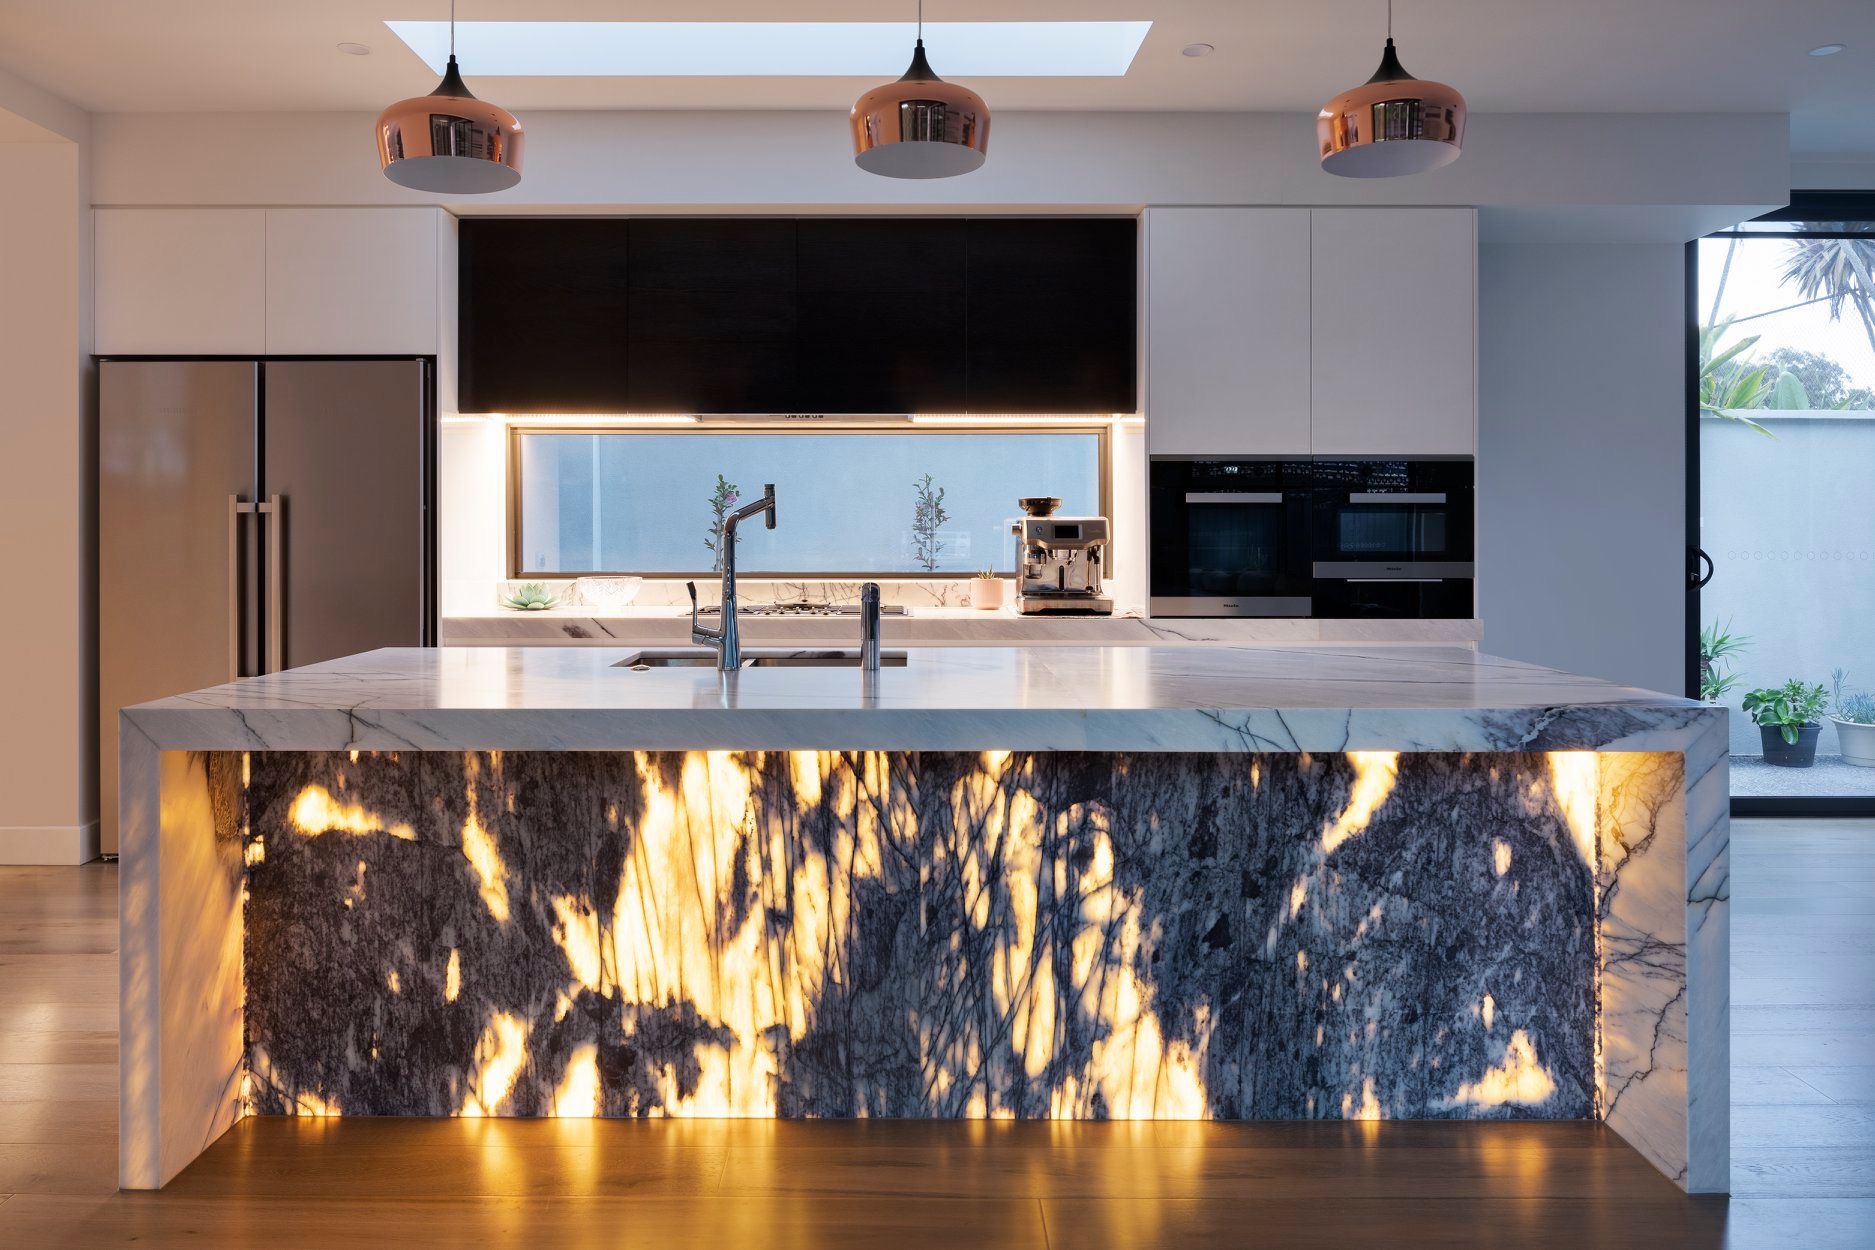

{"left": 383, "top": 21, "right": 1152, "bottom": 77}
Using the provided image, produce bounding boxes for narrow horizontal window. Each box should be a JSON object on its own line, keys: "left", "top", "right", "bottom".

{"left": 512, "top": 427, "right": 1105, "bottom": 577}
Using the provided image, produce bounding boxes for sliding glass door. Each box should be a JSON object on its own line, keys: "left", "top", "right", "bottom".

{"left": 1693, "top": 194, "right": 1875, "bottom": 812}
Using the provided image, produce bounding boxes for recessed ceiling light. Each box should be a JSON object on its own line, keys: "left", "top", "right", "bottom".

{"left": 337, "top": 41, "right": 372, "bottom": 56}
{"left": 383, "top": 21, "right": 1153, "bottom": 77}
{"left": 1809, "top": 43, "right": 1846, "bottom": 56}
{"left": 1181, "top": 43, "right": 1216, "bottom": 58}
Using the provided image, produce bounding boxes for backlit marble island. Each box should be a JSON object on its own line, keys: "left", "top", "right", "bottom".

{"left": 118, "top": 645, "right": 1728, "bottom": 1192}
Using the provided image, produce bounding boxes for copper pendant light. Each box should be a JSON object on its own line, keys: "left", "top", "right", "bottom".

{"left": 851, "top": 0, "right": 989, "bottom": 179}
{"left": 376, "top": 0, "right": 523, "bottom": 194}
{"left": 1317, "top": 0, "right": 1465, "bottom": 178}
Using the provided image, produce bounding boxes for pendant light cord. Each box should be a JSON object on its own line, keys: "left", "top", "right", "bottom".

{"left": 1387, "top": 0, "right": 1393, "bottom": 39}
{"left": 917, "top": 0, "right": 923, "bottom": 43}
{"left": 450, "top": 0, "right": 456, "bottom": 58}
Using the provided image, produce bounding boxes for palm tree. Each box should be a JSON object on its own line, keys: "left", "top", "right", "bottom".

{"left": 1781, "top": 222, "right": 1875, "bottom": 356}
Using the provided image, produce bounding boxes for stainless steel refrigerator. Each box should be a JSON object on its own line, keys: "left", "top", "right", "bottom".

{"left": 98, "top": 359, "right": 435, "bottom": 852}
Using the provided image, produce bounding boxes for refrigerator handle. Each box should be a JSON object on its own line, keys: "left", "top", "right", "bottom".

{"left": 227, "top": 495, "right": 246, "bottom": 682}
{"left": 259, "top": 495, "right": 285, "bottom": 674}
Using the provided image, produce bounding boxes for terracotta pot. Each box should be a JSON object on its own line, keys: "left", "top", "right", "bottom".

{"left": 971, "top": 578, "right": 1006, "bottom": 611}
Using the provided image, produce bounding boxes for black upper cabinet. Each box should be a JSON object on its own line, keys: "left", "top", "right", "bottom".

{"left": 965, "top": 218, "right": 1137, "bottom": 413}
{"left": 458, "top": 219, "right": 630, "bottom": 413}
{"left": 625, "top": 219, "right": 799, "bottom": 412}
{"left": 797, "top": 219, "right": 968, "bottom": 413}
{"left": 458, "top": 216, "right": 1135, "bottom": 413}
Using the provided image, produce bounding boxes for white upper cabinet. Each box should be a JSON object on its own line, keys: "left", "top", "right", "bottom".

{"left": 265, "top": 209, "right": 441, "bottom": 355}
{"left": 95, "top": 208, "right": 444, "bottom": 357}
{"left": 1308, "top": 208, "right": 1476, "bottom": 456}
{"left": 95, "top": 209, "right": 267, "bottom": 355}
{"left": 1145, "top": 208, "right": 1312, "bottom": 455}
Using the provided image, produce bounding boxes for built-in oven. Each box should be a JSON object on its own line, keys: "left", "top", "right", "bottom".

{"left": 1310, "top": 457, "right": 1474, "bottom": 618}
{"left": 1149, "top": 458, "right": 1313, "bottom": 616}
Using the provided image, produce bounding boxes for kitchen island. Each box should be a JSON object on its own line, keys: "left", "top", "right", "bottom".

{"left": 118, "top": 645, "right": 1727, "bottom": 1193}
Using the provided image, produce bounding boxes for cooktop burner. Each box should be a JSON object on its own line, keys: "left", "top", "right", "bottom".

{"left": 698, "top": 600, "right": 909, "bottom": 618}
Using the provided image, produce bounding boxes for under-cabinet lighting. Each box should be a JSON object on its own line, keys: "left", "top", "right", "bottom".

{"left": 908, "top": 414, "right": 1131, "bottom": 426}
{"left": 479, "top": 413, "right": 703, "bottom": 426}
{"left": 384, "top": 21, "right": 1153, "bottom": 78}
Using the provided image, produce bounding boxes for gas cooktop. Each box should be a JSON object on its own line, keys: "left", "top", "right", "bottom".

{"left": 697, "top": 600, "right": 909, "bottom": 618}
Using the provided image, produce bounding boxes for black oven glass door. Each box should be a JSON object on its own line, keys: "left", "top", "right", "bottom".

{"left": 1149, "top": 459, "right": 1312, "bottom": 616}
{"left": 1310, "top": 459, "right": 1474, "bottom": 619}
{"left": 1311, "top": 577, "right": 1474, "bottom": 619}
{"left": 1311, "top": 459, "right": 1475, "bottom": 566}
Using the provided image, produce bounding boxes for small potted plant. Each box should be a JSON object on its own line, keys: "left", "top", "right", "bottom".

{"left": 1742, "top": 679, "right": 1830, "bottom": 768}
{"left": 971, "top": 567, "right": 1005, "bottom": 611}
{"left": 1830, "top": 670, "right": 1875, "bottom": 768}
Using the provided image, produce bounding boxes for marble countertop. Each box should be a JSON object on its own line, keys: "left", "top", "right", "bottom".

{"left": 123, "top": 644, "right": 1720, "bottom": 755}
{"left": 441, "top": 606, "right": 1484, "bottom": 648}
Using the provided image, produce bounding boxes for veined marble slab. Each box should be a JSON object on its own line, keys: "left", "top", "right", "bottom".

{"left": 242, "top": 750, "right": 1597, "bottom": 1123}
{"left": 118, "top": 644, "right": 1727, "bottom": 1195}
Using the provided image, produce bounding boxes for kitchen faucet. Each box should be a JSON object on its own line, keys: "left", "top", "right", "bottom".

{"left": 859, "top": 582, "right": 881, "bottom": 672}
{"left": 688, "top": 483, "right": 776, "bottom": 671}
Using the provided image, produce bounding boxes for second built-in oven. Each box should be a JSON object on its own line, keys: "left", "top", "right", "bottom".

{"left": 1149, "top": 458, "right": 1313, "bottom": 616}
{"left": 1310, "top": 458, "right": 1474, "bottom": 618}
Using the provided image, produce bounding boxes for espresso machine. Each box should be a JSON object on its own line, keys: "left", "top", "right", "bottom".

{"left": 1011, "top": 497, "right": 1114, "bottom": 616}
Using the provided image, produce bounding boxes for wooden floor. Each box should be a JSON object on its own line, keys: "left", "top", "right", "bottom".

{"left": 1, "top": 818, "right": 1870, "bottom": 1248}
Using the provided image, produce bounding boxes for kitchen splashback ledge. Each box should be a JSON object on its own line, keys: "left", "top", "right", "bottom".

{"left": 441, "top": 608, "right": 1482, "bottom": 648}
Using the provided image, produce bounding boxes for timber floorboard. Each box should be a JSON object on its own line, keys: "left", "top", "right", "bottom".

{"left": 0, "top": 819, "right": 1867, "bottom": 1248}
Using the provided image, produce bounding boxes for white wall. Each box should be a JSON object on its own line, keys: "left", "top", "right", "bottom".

{"left": 91, "top": 109, "right": 1788, "bottom": 233}
{"left": 0, "top": 122, "right": 96, "bottom": 862}
{"left": 1478, "top": 242, "right": 1688, "bottom": 695}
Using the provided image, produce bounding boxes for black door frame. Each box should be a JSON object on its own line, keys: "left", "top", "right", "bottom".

{"left": 1688, "top": 193, "right": 1875, "bottom": 817}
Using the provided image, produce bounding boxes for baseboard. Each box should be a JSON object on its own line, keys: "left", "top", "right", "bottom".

{"left": 0, "top": 821, "right": 102, "bottom": 865}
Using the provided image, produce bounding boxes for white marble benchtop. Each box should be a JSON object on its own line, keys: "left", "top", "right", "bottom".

{"left": 440, "top": 607, "right": 1485, "bottom": 649}
{"left": 124, "top": 644, "right": 1718, "bottom": 756}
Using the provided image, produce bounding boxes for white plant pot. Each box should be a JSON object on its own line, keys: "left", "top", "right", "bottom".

{"left": 971, "top": 578, "right": 1006, "bottom": 611}
{"left": 1831, "top": 717, "right": 1875, "bottom": 767}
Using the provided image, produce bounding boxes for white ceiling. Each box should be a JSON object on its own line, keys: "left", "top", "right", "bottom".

{"left": 1, "top": 0, "right": 1871, "bottom": 155}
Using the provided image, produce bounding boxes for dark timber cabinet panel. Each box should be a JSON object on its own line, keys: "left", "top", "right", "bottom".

{"left": 458, "top": 220, "right": 630, "bottom": 413}
{"left": 625, "top": 219, "right": 799, "bottom": 412}
{"left": 797, "top": 218, "right": 968, "bottom": 413}
{"left": 964, "top": 218, "right": 1138, "bottom": 413}
{"left": 458, "top": 217, "right": 1135, "bottom": 414}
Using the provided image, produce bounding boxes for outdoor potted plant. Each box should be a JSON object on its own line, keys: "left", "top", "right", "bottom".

{"left": 1697, "top": 620, "right": 1749, "bottom": 703}
{"left": 970, "top": 567, "right": 1006, "bottom": 611}
{"left": 1742, "top": 679, "right": 1830, "bottom": 768}
{"left": 1830, "top": 671, "right": 1875, "bottom": 768}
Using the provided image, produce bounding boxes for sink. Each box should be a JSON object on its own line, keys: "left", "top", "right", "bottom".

{"left": 615, "top": 650, "right": 908, "bottom": 671}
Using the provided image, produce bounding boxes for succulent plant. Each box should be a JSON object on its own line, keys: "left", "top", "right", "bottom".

{"left": 500, "top": 582, "right": 560, "bottom": 611}
{"left": 1742, "top": 679, "right": 1830, "bottom": 744}
{"left": 1837, "top": 692, "right": 1875, "bottom": 727}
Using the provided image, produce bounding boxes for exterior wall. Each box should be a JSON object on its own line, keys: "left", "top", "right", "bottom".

{"left": 1700, "top": 413, "right": 1875, "bottom": 756}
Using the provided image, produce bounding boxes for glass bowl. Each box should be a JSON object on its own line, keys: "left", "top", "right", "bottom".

{"left": 574, "top": 576, "right": 644, "bottom": 610}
